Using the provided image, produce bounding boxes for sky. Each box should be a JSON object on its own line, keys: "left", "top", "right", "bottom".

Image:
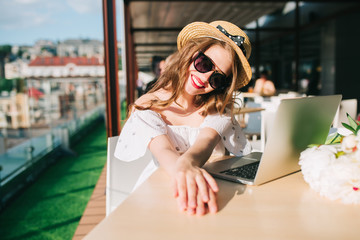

{"left": 0, "top": 0, "right": 119, "bottom": 46}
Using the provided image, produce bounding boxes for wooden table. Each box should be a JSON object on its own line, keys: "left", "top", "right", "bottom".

{"left": 85, "top": 166, "right": 360, "bottom": 240}
{"left": 241, "top": 92, "right": 261, "bottom": 98}
{"left": 233, "top": 107, "right": 265, "bottom": 114}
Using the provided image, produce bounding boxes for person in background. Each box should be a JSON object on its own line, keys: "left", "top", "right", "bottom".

{"left": 145, "top": 53, "right": 177, "bottom": 92}
{"left": 115, "top": 20, "right": 253, "bottom": 216}
{"left": 136, "top": 77, "right": 145, "bottom": 97}
{"left": 144, "top": 56, "right": 165, "bottom": 93}
{"left": 253, "top": 70, "right": 276, "bottom": 96}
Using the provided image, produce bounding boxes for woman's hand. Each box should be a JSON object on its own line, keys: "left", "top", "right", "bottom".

{"left": 148, "top": 128, "right": 221, "bottom": 215}
{"left": 172, "top": 157, "right": 219, "bottom": 215}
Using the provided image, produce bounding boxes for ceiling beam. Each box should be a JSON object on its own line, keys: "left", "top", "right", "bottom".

{"left": 125, "top": 0, "right": 297, "bottom": 2}
{"left": 132, "top": 27, "right": 181, "bottom": 32}
{"left": 136, "top": 50, "right": 176, "bottom": 54}
{"left": 135, "top": 42, "right": 177, "bottom": 47}
{"left": 131, "top": 27, "right": 295, "bottom": 32}
{"left": 125, "top": 0, "right": 337, "bottom": 3}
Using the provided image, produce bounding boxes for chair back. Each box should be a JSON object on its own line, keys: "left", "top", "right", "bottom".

{"left": 260, "top": 110, "right": 277, "bottom": 151}
{"left": 106, "top": 136, "right": 157, "bottom": 216}
{"left": 333, "top": 99, "right": 358, "bottom": 128}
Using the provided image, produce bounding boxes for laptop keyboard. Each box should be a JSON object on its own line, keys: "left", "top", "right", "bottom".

{"left": 220, "top": 161, "right": 260, "bottom": 180}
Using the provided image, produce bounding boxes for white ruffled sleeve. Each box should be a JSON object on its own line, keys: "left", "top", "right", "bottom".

{"left": 114, "top": 110, "right": 167, "bottom": 162}
{"left": 201, "top": 111, "right": 252, "bottom": 156}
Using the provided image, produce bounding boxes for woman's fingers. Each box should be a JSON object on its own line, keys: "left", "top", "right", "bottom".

{"left": 202, "top": 169, "right": 219, "bottom": 193}
{"left": 174, "top": 168, "right": 219, "bottom": 215}
{"left": 176, "top": 172, "right": 187, "bottom": 211}
{"left": 195, "top": 191, "right": 206, "bottom": 216}
{"left": 207, "top": 188, "right": 218, "bottom": 214}
{"left": 172, "top": 178, "right": 178, "bottom": 198}
{"left": 195, "top": 173, "right": 209, "bottom": 202}
{"left": 186, "top": 174, "right": 197, "bottom": 209}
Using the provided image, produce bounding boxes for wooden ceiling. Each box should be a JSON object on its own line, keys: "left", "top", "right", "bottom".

{"left": 127, "top": 1, "right": 287, "bottom": 71}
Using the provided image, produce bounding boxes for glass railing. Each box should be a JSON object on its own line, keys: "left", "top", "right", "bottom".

{"left": 0, "top": 77, "right": 106, "bottom": 205}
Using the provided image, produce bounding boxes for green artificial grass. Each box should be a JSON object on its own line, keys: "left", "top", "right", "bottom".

{"left": 0, "top": 121, "right": 107, "bottom": 240}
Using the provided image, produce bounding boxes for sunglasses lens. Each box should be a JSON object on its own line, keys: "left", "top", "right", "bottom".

{"left": 194, "top": 52, "right": 230, "bottom": 90}
{"left": 194, "top": 53, "right": 214, "bottom": 73}
{"left": 209, "top": 73, "right": 228, "bottom": 90}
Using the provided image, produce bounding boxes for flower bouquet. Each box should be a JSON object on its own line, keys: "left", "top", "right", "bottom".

{"left": 299, "top": 113, "right": 360, "bottom": 204}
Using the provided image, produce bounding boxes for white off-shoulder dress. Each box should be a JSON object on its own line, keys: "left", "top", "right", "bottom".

{"left": 113, "top": 109, "right": 251, "bottom": 190}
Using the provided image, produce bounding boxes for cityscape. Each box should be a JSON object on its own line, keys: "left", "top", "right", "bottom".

{"left": 1, "top": 39, "right": 106, "bottom": 143}
{"left": 0, "top": 38, "right": 112, "bottom": 199}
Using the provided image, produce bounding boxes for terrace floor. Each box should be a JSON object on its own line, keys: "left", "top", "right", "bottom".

{"left": 73, "top": 164, "right": 106, "bottom": 239}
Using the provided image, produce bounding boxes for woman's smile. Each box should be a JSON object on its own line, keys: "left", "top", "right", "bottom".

{"left": 185, "top": 44, "right": 232, "bottom": 95}
{"left": 191, "top": 74, "right": 205, "bottom": 89}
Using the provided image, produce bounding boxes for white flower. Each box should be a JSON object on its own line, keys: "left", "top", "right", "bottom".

{"left": 299, "top": 145, "right": 337, "bottom": 190}
{"left": 341, "top": 135, "right": 358, "bottom": 153}
{"left": 299, "top": 141, "right": 360, "bottom": 205}
{"left": 355, "top": 134, "right": 360, "bottom": 161}
{"left": 332, "top": 154, "right": 359, "bottom": 181}
{"left": 337, "top": 127, "right": 353, "bottom": 136}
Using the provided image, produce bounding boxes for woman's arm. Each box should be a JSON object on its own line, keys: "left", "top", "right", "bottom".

{"left": 148, "top": 127, "right": 221, "bottom": 215}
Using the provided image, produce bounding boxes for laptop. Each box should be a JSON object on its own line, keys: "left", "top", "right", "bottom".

{"left": 203, "top": 95, "right": 342, "bottom": 185}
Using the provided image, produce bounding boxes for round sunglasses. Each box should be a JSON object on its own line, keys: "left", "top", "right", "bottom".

{"left": 193, "top": 52, "right": 230, "bottom": 90}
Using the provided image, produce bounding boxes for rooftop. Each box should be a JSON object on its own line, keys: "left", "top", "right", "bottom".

{"left": 28, "top": 56, "right": 103, "bottom": 67}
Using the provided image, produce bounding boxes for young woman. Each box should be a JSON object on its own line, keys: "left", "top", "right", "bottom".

{"left": 115, "top": 20, "right": 253, "bottom": 216}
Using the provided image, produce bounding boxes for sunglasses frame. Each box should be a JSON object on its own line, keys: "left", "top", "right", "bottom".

{"left": 193, "top": 52, "right": 230, "bottom": 91}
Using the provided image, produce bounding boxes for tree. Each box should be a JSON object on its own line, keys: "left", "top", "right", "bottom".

{"left": 0, "top": 45, "right": 12, "bottom": 80}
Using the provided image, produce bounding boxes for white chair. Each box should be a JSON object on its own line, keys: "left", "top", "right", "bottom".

{"left": 246, "top": 99, "right": 279, "bottom": 151}
{"left": 333, "top": 99, "right": 358, "bottom": 128}
{"left": 106, "top": 136, "right": 158, "bottom": 216}
{"left": 260, "top": 110, "right": 277, "bottom": 151}
{"left": 249, "top": 108, "right": 277, "bottom": 152}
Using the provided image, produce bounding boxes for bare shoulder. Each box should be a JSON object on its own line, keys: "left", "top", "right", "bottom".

{"left": 135, "top": 89, "right": 171, "bottom": 108}
{"left": 134, "top": 93, "right": 154, "bottom": 107}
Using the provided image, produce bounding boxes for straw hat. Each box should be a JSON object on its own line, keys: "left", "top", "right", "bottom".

{"left": 177, "top": 20, "right": 252, "bottom": 89}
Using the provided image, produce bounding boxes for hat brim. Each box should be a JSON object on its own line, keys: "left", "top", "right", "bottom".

{"left": 177, "top": 22, "right": 252, "bottom": 89}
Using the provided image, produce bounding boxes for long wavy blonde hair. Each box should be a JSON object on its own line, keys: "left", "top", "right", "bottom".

{"left": 133, "top": 38, "right": 243, "bottom": 117}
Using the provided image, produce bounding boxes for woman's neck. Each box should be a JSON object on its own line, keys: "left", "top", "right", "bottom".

{"left": 155, "top": 88, "right": 200, "bottom": 114}
{"left": 175, "top": 91, "right": 197, "bottom": 111}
